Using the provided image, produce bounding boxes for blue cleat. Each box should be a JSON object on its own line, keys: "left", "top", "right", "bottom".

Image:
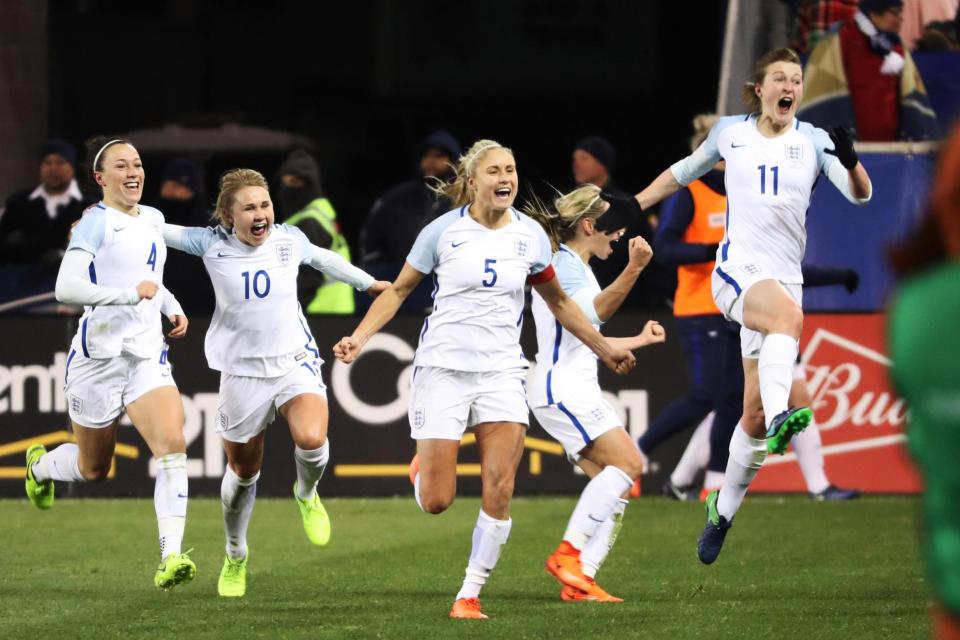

{"left": 766, "top": 407, "right": 813, "bottom": 455}
{"left": 697, "top": 490, "right": 733, "bottom": 565}
{"left": 810, "top": 485, "right": 861, "bottom": 501}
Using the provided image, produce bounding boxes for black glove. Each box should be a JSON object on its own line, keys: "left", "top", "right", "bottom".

{"left": 825, "top": 126, "right": 859, "bottom": 170}
{"left": 843, "top": 269, "right": 860, "bottom": 294}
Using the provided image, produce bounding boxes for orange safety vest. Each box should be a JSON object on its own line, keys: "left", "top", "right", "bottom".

{"left": 674, "top": 179, "right": 727, "bottom": 317}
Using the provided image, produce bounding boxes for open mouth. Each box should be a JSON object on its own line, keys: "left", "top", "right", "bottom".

{"left": 250, "top": 221, "right": 268, "bottom": 238}
{"left": 494, "top": 186, "right": 512, "bottom": 201}
{"left": 777, "top": 96, "right": 794, "bottom": 115}
{"left": 122, "top": 180, "right": 141, "bottom": 192}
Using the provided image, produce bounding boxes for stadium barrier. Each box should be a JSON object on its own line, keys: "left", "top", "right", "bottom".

{"left": 0, "top": 312, "right": 916, "bottom": 497}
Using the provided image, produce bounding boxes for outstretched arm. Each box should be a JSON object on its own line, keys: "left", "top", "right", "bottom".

{"left": 605, "top": 320, "right": 666, "bottom": 351}
{"left": 593, "top": 236, "right": 653, "bottom": 321}
{"left": 333, "top": 262, "right": 425, "bottom": 363}
{"left": 635, "top": 168, "right": 683, "bottom": 211}
{"left": 823, "top": 126, "right": 872, "bottom": 203}
{"left": 534, "top": 276, "right": 636, "bottom": 375}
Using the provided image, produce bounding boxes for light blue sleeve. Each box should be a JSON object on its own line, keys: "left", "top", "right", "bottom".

{"left": 554, "top": 248, "right": 602, "bottom": 324}
{"left": 66, "top": 209, "right": 106, "bottom": 255}
{"left": 806, "top": 123, "right": 837, "bottom": 175}
{"left": 670, "top": 115, "right": 742, "bottom": 186}
{"left": 280, "top": 224, "right": 315, "bottom": 264}
{"left": 162, "top": 223, "right": 219, "bottom": 256}
{"left": 406, "top": 210, "right": 459, "bottom": 274}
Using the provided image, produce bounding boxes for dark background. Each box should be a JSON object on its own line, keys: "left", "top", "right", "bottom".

{"left": 48, "top": 0, "right": 723, "bottom": 244}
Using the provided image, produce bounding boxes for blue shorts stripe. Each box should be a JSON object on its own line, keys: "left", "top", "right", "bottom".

{"left": 80, "top": 319, "right": 90, "bottom": 357}
{"left": 64, "top": 349, "right": 76, "bottom": 385}
{"left": 557, "top": 401, "right": 592, "bottom": 445}
{"left": 715, "top": 266, "right": 742, "bottom": 296}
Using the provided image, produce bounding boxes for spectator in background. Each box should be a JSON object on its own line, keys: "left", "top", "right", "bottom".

{"left": 359, "top": 129, "right": 460, "bottom": 266}
{"left": 799, "top": 0, "right": 941, "bottom": 140}
{"left": 276, "top": 149, "right": 355, "bottom": 314}
{"left": 0, "top": 139, "right": 95, "bottom": 265}
{"left": 572, "top": 136, "right": 672, "bottom": 310}
{"left": 159, "top": 157, "right": 214, "bottom": 315}
{"left": 888, "top": 122, "right": 960, "bottom": 640}
{"left": 900, "top": 0, "right": 958, "bottom": 50}
{"left": 790, "top": 0, "right": 859, "bottom": 56}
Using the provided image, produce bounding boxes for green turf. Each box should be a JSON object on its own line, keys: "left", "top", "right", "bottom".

{"left": 0, "top": 496, "right": 928, "bottom": 639}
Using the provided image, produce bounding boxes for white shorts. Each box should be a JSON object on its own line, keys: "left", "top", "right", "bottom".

{"left": 712, "top": 260, "right": 802, "bottom": 359}
{"left": 216, "top": 361, "right": 327, "bottom": 444}
{"left": 531, "top": 390, "right": 621, "bottom": 460}
{"left": 408, "top": 366, "right": 529, "bottom": 440}
{"left": 64, "top": 346, "right": 176, "bottom": 429}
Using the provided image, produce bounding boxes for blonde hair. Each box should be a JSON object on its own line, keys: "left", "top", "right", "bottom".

{"left": 214, "top": 168, "right": 269, "bottom": 228}
{"left": 429, "top": 139, "right": 514, "bottom": 208}
{"left": 690, "top": 113, "right": 720, "bottom": 151}
{"left": 741, "top": 47, "right": 802, "bottom": 113}
{"left": 523, "top": 184, "right": 607, "bottom": 252}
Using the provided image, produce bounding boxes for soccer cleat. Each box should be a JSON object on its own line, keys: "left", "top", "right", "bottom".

{"left": 154, "top": 549, "right": 196, "bottom": 590}
{"left": 25, "top": 444, "right": 54, "bottom": 510}
{"left": 629, "top": 478, "right": 642, "bottom": 499}
{"left": 697, "top": 490, "right": 733, "bottom": 565}
{"left": 218, "top": 554, "right": 248, "bottom": 597}
{"left": 294, "top": 482, "right": 331, "bottom": 546}
{"left": 450, "top": 597, "right": 488, "bottom": 619}
{"left": 766, "top": 407, "right": 813, "bottom": 455}
{"left": 810, "top": 485, "right": 861, "bottom": 501}
{"left": 662, "top": 479, "right": 692, "bottom": 501}
{"left": 408, "top": 454, "right": 419, "bottom": 486}
{"left": 560, "top": 577, "right": 624, "bottom": 603}
{"left": 545, "top": 541, "right": 593, "bottom": 593}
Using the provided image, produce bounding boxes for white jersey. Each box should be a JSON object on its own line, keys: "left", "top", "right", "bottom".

{"left": 670, "top": 114, "right": 865, "bottom": 283}
{"left": 66, "top": 203, "right": 168, "bottom": 359}
{"left": 406, "top": 206, "right": 553, "bottom": 372}
{"left": 527, "top": 245, "right": 603, "bottom": 408}
{"left": 175, "top": 224, "right": 324, "bottom": 378}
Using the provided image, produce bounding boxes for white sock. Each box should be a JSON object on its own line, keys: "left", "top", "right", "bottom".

{"left": 455, "top": 510, "right": 512, "bottom": 600}
{"left": 580, "top": 499, "right": 628, "bottom": 578}
{"left": 222, "top": 466, "right": 259, "bottom": 561}
{"left": 716, "top": 425, "right": 767, "bottom": 521}
{"left": 32, "top": 443, "right": 85, "bottom": 482}
{"left": 155, "top": 453, "right": 188, "bottom": 560}
{"left": 703, "top": 470, "right": 725, "bottom": 491}
{"left": 294, "top": 441, "right": 329, "bottom": 501}
{"left": 670, "top": 413, "right": 713, "bottom": 487}
{"left": 562, "top": 466, "right": 633, "bottom": 550}
{"left": 413, "top": 472, "right": 424, "bottom": 512}
{"left": 758, "top": 333, "right": 799, "bottom": 429}
{"left": 793, "top": 422, "right": 830, "bottom": 494}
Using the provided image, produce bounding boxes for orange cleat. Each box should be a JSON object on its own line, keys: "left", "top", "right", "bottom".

{"left": 699, "top": 487, "right": 719, "bottom": 502}
{"left": 629, "top": 478, "right": 642, "bottom": 499}
{"left": 560, "top": 577, "right": 624, "bottom": 603}
{"left": 450, "top": 597, "right": 488, "bottom": 619}
{"left": 545, "top": 541, "right": 593, "bottom": 593}
{"left": 409, "top": 454, "right": 419, "bottom": 486}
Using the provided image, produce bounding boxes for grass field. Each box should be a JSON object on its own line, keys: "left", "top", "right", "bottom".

{"left": 0, "top": 495, "right": 928, "bottom": 639}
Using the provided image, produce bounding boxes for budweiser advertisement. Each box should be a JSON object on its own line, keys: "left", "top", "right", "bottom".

{"left": 752, "top": 314, "right": 921, "bottom": 493}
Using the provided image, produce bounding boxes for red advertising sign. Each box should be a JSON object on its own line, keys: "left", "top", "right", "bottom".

{"left": 751, "top": 314, "right": 921, "bottom": 493}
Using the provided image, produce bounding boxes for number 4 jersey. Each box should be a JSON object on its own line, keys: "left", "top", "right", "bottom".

{"left": 405, "top": 206, "right": 554, "bottom": 372}
{"left": 167, "top": 223, "right": 349, "bottom": 378}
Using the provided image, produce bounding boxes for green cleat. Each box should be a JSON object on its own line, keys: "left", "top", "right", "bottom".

{"left": 25, "top": 444, "right": 54, "bottom": 510}
{"left": 294, "top": 482, "right": 331, "bottom": 546}
{"left": 766, "top": 407, "right": 813, "bottom": 455}
{"left": 154, "top": 550, "right": 196, "bottom": 590}
{"left": 218, "top": 554, "right": 248, "bottom": 597}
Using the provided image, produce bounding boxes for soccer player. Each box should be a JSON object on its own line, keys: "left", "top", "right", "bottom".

{"left": 25, "top": 136, "right": 196, "bottom": 590}
{"left": 162, "top": 168, "right": 388, "bottom": 597}
{"left": 333, "top": 140, "right": 636, "bottom": 620}
{"left": 525, "top": 184, "right": 664, "bottom": 602}
{"left": 633, "top": 47, "right": 872, "bottom": 564}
